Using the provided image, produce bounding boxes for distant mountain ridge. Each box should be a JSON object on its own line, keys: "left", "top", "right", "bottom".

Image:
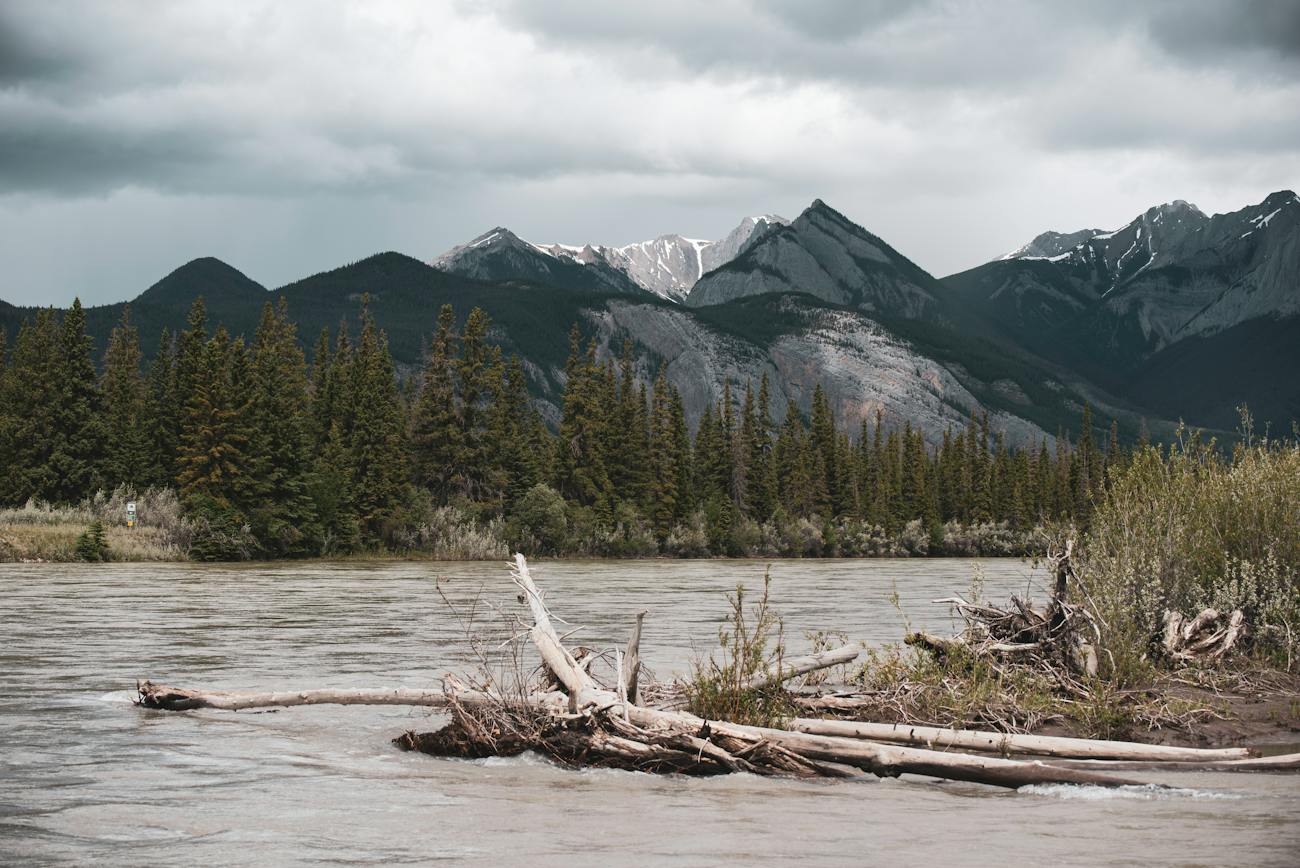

{"left": 944, "top": 189, "right": 1300, "bottom": 427}
{"left": 3, "top": 189, "right": 1296, "bottom": 441}
{"left": 433, "top": 215, "right": 788, "bottom": 302}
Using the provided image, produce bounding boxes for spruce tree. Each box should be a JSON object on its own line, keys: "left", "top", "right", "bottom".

{"left": 101, "top": 308, "right": 150, "bottom": 488}
{"left": 492, "top": 355, "right": 547, "bottom": 504}
{"left": 646, "top": 369, "right": 680, "bottom": 541}
{"left": 141, "top": 329, "right": 179, "bottom": 487}
{"left": 553, "top": 329, "right": 613, "bottom": 515}
{"left": 744, "top": 374, "right": 777, "bottom": 521}
{"left": 346, "top": 301, "right": 409, "bottom": 546}
{"left": 455, "top": 307, "right": 505, "bottom": 505}
{"left": 809, "top": 385, "right": 837, "bottom": 517}
{"left": 311, "top": 322, "right": 361, "bottom": 553}
{"left": 411, "top": 305, "right": 462, "bottom": 504}
{"left": 176, "top": 327, "right": 251, "bottom": 507}
{"left": 245, "top": 300, "right": 321, "bottom": 556}
{"left": 309, "top": 326, "right": 334, "bottom": 449}
{"left": 900, "top": 423, "right": 929, "bottom": 522}
{"left": 0, "top": 329, "right": 14, "bottom": 503}
{"left": 43, "top": 300, "right": 107, "bottom": 502}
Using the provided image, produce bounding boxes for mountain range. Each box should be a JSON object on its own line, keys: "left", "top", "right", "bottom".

{"left": 2, "top": 189, "right": 1296, "bottom": 443}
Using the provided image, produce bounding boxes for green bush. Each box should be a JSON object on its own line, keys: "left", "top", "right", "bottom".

{"left": 184, "top": 494, "right": 257, "bottom": 562}
{"left": 506, "top": 484, "right": 568, "bottom": 555}
{"left": 1080, "top": 431, "right": 1300, "bottom": 675}
{"left": 74, "top": 520, "right": 109, "bottom": 562}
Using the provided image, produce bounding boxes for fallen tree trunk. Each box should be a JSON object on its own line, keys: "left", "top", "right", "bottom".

{"left": 620, "top": 704, "right": 1152, "bottom": 789}
{"left": 135, "top": 680, "right": 509, "bottom": 712}
{"left": 134, "top": 554, "right": 1287, "bottom": 792}
{"left": 1040, "top": 752, "right": 1300, "bottom": 773}
{"left": 785, "top": 719, "right": 1255, "bottom": 762}
{"left": 741, "top": 646, "right": 860, "bottom": 691}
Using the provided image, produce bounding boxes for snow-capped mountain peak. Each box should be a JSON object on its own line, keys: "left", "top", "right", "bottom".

{"left": 521, "top": 214, "right": 790, "bottom": 302}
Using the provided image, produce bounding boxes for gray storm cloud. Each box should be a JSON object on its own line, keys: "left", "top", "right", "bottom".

{"left": 0, "top": 0, "right": 1296, "bottom": 305}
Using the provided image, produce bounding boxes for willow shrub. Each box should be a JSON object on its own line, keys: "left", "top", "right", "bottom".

{"left": 1080, "top": 432, "right": 1300, "bottom": 676}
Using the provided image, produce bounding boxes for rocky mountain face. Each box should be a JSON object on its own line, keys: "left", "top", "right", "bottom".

{"left": 945, "top": 190, "right": 1300, "bottom": 427}
{"left": 584, "top": 295, "right": 1049, "bottom": 448}
{"left": 684, "top": 200, "right": 946, "bottom": 321}
{"left": 1000, "top": 228, "right": 1103, "bottom": 260}
{"left": 541, "top": 235, "right": 709, "bottom": 302}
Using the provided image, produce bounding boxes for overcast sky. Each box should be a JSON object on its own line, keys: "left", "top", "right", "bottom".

{"left": 1, "top": 0, "right": 1297, "bottom": 307}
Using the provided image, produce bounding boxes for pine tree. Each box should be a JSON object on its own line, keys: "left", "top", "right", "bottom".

{"left": 141, "top": 329, "right": 179, "bottom": 487}
{"left": 411, "top": 305, "right": 462, "bottom": 503}
{"left": 101, "top": 308, "right": 150, "bottom": 488}
{"left": 244, "top": 300, "right": 321, "bottom": 556}
{"left": 553, "top": 329, "right": 613, "bottom": 516}
{"left": 0, "top": 328, "right": 14, "bottom": 503}
{"left": 45, "top": 299, "right": 107, "bottom": 502}
{"left": 346, "top": 300, "right": 409, "bottom": 546}
{"left": 176, "top": 327, "right": 251, "bottom": 506}
{"left": 7, "top": 310, "right": 62, "bottom": 502}
{"left": 455, "top": 307, "right": 506, "bottom": 505}
{"left": 646, "top": 369, "right": 680, "bottom": 540}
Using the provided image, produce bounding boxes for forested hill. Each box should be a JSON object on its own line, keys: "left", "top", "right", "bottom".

{"left": 1, "top": 254, "right": 626, "bottom": 385}
{"left": 1, "top": 252, "right": 1133, "bottom": 448}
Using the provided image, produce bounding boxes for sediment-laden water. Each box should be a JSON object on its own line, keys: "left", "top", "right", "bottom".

{"left": 2, "top": 559, "right": 1297, "bottom": 866}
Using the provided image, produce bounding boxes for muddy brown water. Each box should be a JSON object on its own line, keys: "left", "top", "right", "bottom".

{"left": 1, "top": 559, "right": 1298, "bottom": 866}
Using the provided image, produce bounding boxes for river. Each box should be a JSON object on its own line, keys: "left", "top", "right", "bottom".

{"left": 2, "top": 559, "right": 1297, "bottom": 866}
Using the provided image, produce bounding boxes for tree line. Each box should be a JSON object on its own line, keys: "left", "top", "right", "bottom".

{"left": 0, "top": 297, "right": 1122, "bottom": 559}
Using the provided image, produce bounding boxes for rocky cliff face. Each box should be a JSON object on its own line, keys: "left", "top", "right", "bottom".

{"left": 580, "top": 297, "right": 1050, "bottom": 449}
{"left": 944, "top": 190, "right": 1300, "bottom": 427}
{"left": 970, "top": 191, "right": 1299, "bottom": 350}
{"left": 685, "top": 200, "right": 945, "bottom": 320}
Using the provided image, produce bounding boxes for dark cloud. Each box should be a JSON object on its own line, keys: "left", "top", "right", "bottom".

{"left": 0, "top": 0, "right": 1296, "bottom": 305}
{"left": 1149, "top": 0, "right": 1300, "bottom": 64}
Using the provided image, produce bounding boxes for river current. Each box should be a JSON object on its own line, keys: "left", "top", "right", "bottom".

{"left": 2, "top": 559, "right": 1297, "bottom": 866}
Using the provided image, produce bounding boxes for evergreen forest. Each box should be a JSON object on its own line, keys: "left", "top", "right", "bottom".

{"left": 0, "top": 297, "right": 1128, "bottom": 560}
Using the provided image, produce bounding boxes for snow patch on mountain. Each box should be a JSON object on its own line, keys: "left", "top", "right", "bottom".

{"left": 532, "top": 214, "right": 790, "bottom": 302}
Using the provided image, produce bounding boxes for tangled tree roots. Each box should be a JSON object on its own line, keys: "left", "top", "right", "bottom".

{"left": 1162, "top": 608, "right": 1248, "bottom": 663}
{"left": 906, "top": 540, "right": 1103, "bottom": 685}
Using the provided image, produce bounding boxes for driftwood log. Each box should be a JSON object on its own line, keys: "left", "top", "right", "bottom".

{"left": 136, "top": 554, "right": 1284, "bottom": 791}
{"left": 906, "top": 540, "right": 1101, "bottom": 679}
{"left": 1161, "top": 608, "right": 1248, "bottom": 662}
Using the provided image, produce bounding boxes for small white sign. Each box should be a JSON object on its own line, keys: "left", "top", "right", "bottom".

{"left": 126, "top": 501, "right": 137, "bottom": 515}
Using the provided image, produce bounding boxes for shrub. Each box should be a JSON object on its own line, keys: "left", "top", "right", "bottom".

{"left": 684, "top": 569, "right": 793, "bottom": 727}
{"left": 74, "top": 520, "right": 109, "bottom": 562}
{"left": 420, "top": 507, "right": 509, "bottom": 560}
{"left": 506, "top": 484, "right": 568, "bottom": 555}
{"left": 184, "top": 495, "right": 257, "bottom": 562}
{"left": 1080, "top": 432, "right": 1300, "bottom": 675}
{"left": 663, "top": 510, "right": 710, "bottom": 558}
